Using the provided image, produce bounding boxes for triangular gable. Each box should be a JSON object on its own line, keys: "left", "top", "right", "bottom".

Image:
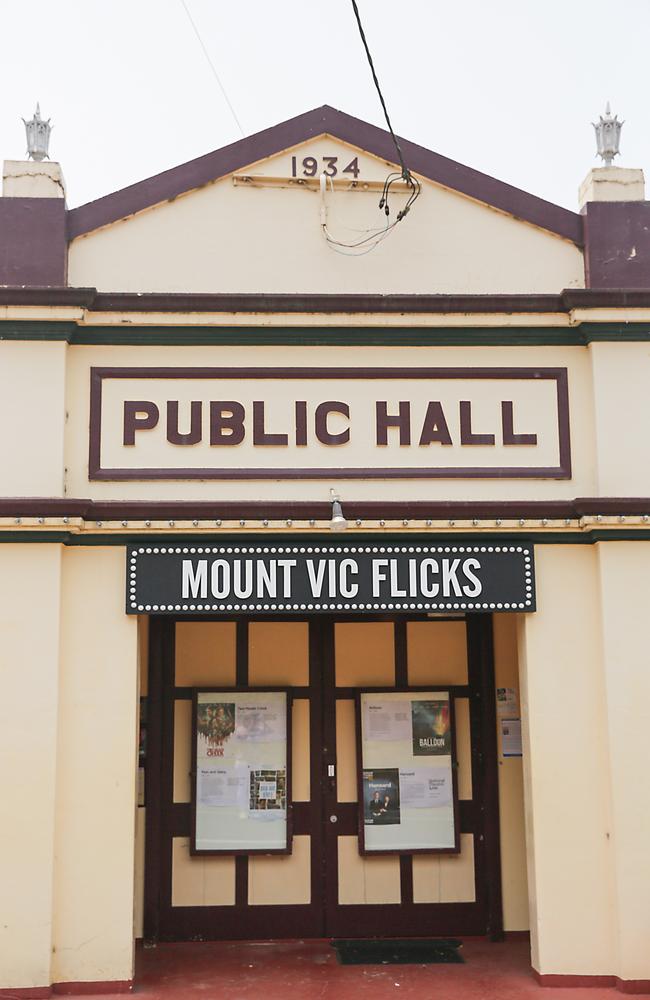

{"left": 66, "top": 106, "right": 582, "bottom": 245}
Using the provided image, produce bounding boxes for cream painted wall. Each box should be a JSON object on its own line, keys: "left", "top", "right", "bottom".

{"left": 590, "top": 342, "right": 650, "bottom": 496}
{"left": 51, "top": 547, "right": 139, "bottom": 986}
{"left": 0, "top": 545, "right": 61, "bottom": 990}
{"left": 517, "top": 545, "right": 616, "bottom": 977}
{"left": 62, "top": 342, "right": 597, "bottom": 503}
{"left": 0, "top": 341, "right": 67, "bottom": 497}
{"left": 493, "top": 613, "right": 529, "bottom": 932}
{"left": 67, "top": 139, "right": 584, "bottom": 295}
{"left": 596, "top": 542, "right": 650, "bottom": 984}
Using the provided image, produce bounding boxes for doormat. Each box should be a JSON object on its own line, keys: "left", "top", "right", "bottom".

{"left": 332, "top": 938, "right": 464, "bottom": 965}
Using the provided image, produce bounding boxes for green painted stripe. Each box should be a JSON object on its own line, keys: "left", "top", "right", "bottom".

{"left": 1, "top": 320, "right": 650, "bottom": 346}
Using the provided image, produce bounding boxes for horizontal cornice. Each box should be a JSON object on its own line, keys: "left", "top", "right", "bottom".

{"left": 4, "top": 287, "right": 650, "bottom": 313}
{"left": 1, "top": 497, "right": 650, "bottom": 525}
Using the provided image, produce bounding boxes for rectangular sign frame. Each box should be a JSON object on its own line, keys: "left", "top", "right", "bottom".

{"left": 90, "top": 366, "right": 571, "bottom": 481}
{"left": 355, "top": 688, "right": 460, "bottom": 855}
{"left": 191, "top": 687, "right": 293, "bottom": 856}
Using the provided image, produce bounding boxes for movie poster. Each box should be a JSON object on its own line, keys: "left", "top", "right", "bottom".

{"left": 411, "top": 699, "right": 451, "bottom": 755}
{"left": 363, "top": 768, "right": 401, "bottom": 825}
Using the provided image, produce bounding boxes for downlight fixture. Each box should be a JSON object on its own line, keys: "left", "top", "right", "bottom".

{"left": 329, "top": 489, "right": 348, "bottom": 532}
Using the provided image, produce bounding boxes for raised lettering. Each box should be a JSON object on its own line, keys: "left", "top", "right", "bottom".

{"left": 459, "top": 401, "right": 495, "bottom": 446}
{"left": 123, "top": 401, "right": 159, "bottom": 446}
{"left": 418, "top": 401, "right": 453, "bottom": 446}
{"left": 253, "top": 401, "right": 288, "bottom": 446}
{"left": 501, "top": 401, "right": 537, "bottom": 446}
{"left": 295, "top": 401, "right": 308, "bottom": 446}
{"left": 210, "top": 401, "right": 245, "bottom": 446}
{"left": 315, "top": 402, "right": 350, "bottom": 445}
{"left": 167, "top": 400, "right": 202, "bottom": 445}
{"left": 376, "top": 401, "right": 411, "bottom": 446}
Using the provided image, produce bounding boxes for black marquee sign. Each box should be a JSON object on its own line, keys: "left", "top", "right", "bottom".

{"left": 126, "top": 541, "right": 535, "bottom": 615}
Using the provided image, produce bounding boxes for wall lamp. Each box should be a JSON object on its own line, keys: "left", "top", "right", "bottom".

{"left": 329, "top": 489, "right": 348, "bottom": 532}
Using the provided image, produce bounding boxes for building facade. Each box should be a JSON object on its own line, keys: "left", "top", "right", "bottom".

{"left": 1, "top": 105, "right": 650, "bottom": 994}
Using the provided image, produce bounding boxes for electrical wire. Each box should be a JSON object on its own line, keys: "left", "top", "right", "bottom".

{"left": 321, "top": 1, "right": 420, "bottom": 255}
{"left": 179, "top": 0, "right": 245, "bottom": 137}
{"left": 349, "top": 0, "right": 420, "bottom": 221}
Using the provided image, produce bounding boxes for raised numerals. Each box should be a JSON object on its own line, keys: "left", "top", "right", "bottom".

{"left": 290, "top": 155, "right": 361, "bottom": 179}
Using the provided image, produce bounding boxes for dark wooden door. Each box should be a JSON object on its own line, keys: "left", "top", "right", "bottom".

{"left": 319, "top": 616, "right": 502, "bottom": 938}
{"left": 145, "top": 617, "right": 326, "bottom": 941}
{"left": 144, "top": 614, "right": 501, "bottom": 942}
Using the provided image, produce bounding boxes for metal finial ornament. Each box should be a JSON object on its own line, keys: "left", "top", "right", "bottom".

{"left": 22, "top": 103, "right": 52, "bottom": 161}
{"left": 593, "top": 102, "right": 623, "bottom": 166}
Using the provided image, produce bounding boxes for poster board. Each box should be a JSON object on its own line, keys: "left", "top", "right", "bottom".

{"left": 356, "top": 689, "right": 459, "bottom": 855}
{"left": 191, "top": 688, "right": 292, "bottom": 855}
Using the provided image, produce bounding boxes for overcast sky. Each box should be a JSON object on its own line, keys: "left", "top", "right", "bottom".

{"left": 2, "top": 0, "right": 648, "bottom": 210}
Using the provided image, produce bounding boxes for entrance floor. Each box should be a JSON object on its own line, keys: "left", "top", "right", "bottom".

{"left": 105, "top": 938, "right": 631, "bottom": 999}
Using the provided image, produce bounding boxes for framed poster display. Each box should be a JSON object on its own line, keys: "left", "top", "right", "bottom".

{"left": 356, "top": 689, "right": 459, "bottom": 855}
{"left": 191, "top": 688, "right": 292, "bottom": 855}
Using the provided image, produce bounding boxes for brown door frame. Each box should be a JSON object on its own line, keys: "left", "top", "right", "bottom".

{"left": 143, "top": 612, "right": 503, "bottom": 942}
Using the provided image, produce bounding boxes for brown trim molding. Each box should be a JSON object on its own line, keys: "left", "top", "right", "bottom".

{"left": 2, "top": 498, "right": 650, "bottom": 520}
{"left": 3, "top": 287, "right": 650, "bottom": 313}
{"left": 533, "top": 970, "right": 650, "bottom": 994}
{"left": 0, "top": 286, "right": 95, "bottom": 307}
{"left": 66, "top": 105, "right": 583, "bottom": 245}
{"left": 0, "top": 983, "right": 133, "bottom": 998}
{"left": 88, "top": 366, "right": 571, "bottom": 482}
{"left": 88, "top": 291, "right": 568, "bottom": 314}
{"left": 0, "top": 989, "right": 51, "bottom": 999}
{"left": 51, "top": 982, "right": 133, "bottom": 996}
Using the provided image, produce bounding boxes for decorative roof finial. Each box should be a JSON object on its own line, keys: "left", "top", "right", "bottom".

{"left": 22, "top": 103, "right": 52, "bottom": 161}
{"left": 592, "top": 102, "right": 623, "bottom": 167}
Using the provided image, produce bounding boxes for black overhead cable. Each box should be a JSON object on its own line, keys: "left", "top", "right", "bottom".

{"left": 349, "top": 0, "right": 420, "bottom": 222}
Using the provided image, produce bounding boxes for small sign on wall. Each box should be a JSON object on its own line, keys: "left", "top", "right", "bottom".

{"left": 500, "top": 718, "right": 523, "bottom": 757}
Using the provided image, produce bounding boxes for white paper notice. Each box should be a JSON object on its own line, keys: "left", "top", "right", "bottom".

{"left": 234, "top": 703, "right": 286, "bottom": 742}
{"left": 363, "top": 699, "right": 412, "bottom": 741}
{"left": 496, "top": 687, "right": 519, "bottom": 717}
{"left": 197, "top": 765, "right": 248, "bottom": 807}
{"left": 501, "top": 718, "right": 523, "bottom": 757}
{"left": 258, "top": 780, "right": 277, "bottom": 800}
{"left": 399, "top": 767, "right": 452, "bottom": 808}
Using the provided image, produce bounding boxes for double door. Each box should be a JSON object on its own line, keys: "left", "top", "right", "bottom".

{"left": 144, "top": 615, "right": 502, "bottom": 941}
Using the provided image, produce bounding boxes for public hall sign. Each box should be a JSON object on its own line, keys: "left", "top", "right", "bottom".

{"left": 90, "top": 366, "right": 570, "bottom": 480}
{"left": 126, "top": 542, "right": 535, "bottom": 615}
